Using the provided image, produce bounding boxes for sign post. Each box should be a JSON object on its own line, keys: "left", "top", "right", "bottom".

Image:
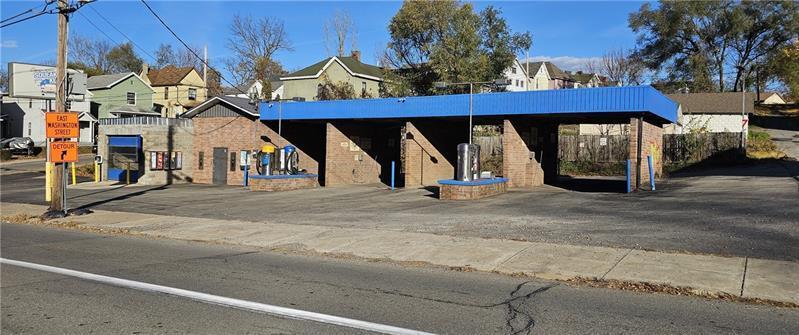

{"left": 44, "top": 111, "right": 79, "bottom": 217}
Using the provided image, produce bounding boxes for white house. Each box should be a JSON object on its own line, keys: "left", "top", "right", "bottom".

{"left": 664, "top": 92, "right": 752, "bottom": 134}
{"left": 2, "top": 63, "right": 95, "bottom": 145}
{"left": 502, "top": 59, "right": 530, "bottom": 92}
{"left": 1, "top": 92, "right": 95, "bottom": 145}
{"left": 756, "top": 92, "right": 786, "bottom": 105}
{"left": 224, "top": 80, "right": 284, "bottom": 101}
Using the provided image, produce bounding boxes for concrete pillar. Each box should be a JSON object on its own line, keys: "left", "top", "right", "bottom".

{"left": 502, "top": 119, "right": 544, "bottom": 188}
{"left": 403, "top": 121, "right": 455, "bottom": 187}
{"left": 628, "top": 116, "right": 663, "bottom": 190}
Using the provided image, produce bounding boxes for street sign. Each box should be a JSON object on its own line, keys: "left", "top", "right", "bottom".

{"left": 45, "top": 112, "right": 80, "bottom": 139}
{"left": 49, "top": 142, "right": 78, "bottom": 163}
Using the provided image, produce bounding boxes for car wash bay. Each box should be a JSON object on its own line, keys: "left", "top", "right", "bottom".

{"left": 260, "top": 86, "right": 678, "bottom": 192}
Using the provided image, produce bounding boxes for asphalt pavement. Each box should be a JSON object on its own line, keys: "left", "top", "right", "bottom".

{"left": 2, "top": 157, "right": 797, "bottom": 260}
{"left": 2, "top": 223, "right": 798, "bottom": 334}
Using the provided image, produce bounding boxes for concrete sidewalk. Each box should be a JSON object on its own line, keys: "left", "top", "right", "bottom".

{"left": 2, "top": 202, "right": 797, "bottom": 305}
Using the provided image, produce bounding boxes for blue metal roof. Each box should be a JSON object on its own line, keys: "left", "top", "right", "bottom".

{"left": 260, "top": 86, "right": 678, "bottom": 123}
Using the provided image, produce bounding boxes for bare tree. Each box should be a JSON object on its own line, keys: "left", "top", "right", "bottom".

{"left": 69, "top": 34, "right": 112, "bottom": 74}
{"left": 226, "top": 15, "right": 292, "bottom": 99}
{"left": 324, "top": 10, "right": 355, "bottom": 57}
{"left": 601, "top": 48, "right": 644, "bottom": 86}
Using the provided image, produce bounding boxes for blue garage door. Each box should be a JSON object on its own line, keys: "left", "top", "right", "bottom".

{"left": 107, "top": 135, "right": 142, "bottom": 183}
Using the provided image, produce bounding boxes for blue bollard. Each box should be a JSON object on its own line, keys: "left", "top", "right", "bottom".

{"left": 243, "top": 163, "right": 249, "bottom": 187}
{"left": 391, "top": 161, "right": 395, "bottom": 192}
{"left": 626, "top": 159, "right": 631, "bottom": 193}
{"left": 647, "top": 155, "right": 655, "bottom": 191}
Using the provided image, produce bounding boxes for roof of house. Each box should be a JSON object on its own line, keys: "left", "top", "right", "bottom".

{"left": 87, "top": 72, "right": 152, "bottom": 91}
{"left": 523, "top": 61, "right": 571, "bottom": 80}
{"left": 667, "top": 92, "right": 754, "bottom": 114}
{"left": 182, "top": 95, "right": 259, "bottom": 118}
{"left": 570, "top": 72, "right": 597, "bottom": 84}
{"left": 146, "top": 65, "right": 196, "bottom": 86}
{"left": 282, "top": 56, "right": 383, "bottom": 81}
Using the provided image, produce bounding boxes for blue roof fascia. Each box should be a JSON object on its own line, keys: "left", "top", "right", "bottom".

{"left": 260, "top": 86, "right": 678, "bottom": 124}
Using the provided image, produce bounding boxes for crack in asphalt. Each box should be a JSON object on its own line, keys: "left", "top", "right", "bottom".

{"left": 501, "top": 281, "right": 555, "bottom": 335}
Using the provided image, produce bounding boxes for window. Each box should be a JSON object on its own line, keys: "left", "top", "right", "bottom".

{"left": 28, "top": 99, "right": 32, "bottom": 108}
{"left": 164, "top": 87, "right": 169, "bottom": 99}
{"left": 126, "top": 92, "right": 136, "bottom": 105}
{"left": 198, "top": 151, "right": 204, "bottom": 170}
{"left": 361, "top": 82, "right": 367, "bottom": 92}
{"left": 188, "top": 88, "right": 197, "bottom": 100}
{"left": 65, "top": 99, "right": 72, "bottom": 110}
{"left": 229, "top": 152, "right": 236, "bottom": 171}
{"left": 511, "top": 67, "right": 517, "bottom": 74}
{"left": 28, "top": 122, "right": 32, "bottom": 136}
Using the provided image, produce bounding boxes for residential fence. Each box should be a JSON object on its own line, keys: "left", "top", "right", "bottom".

{"left": 558, "top": 135, "right": 629, "bottom": 162}
{"left": 557, "top": 132, "right": 742, "bottom": 164}
{"left": 99, "top": 117, "right": 193, "bottom": 127}
{"left": 662, "top": 132, "right": 742, "bottom": 163}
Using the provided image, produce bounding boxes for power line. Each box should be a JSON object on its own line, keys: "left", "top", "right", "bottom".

{"left": 76, "top": 11, "right": 121, "bottom": 46}
{"left": 138, "top": 0, "right": 247, "bottom": 96}
{"left": 85, "top": 4, "right": 158, "bottom": 63}
{"left": 0, "top": 9, "right": 53, "bottom": 29}
{"left": 0, "top": 0, "right": 54, "bottom": 24}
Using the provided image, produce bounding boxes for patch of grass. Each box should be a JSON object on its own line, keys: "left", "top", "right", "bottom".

{"left": 747, "top": 129, "right": 785, "bottom": 159}
{"left": 78, "top": 146, "right": 95, "bottom": 154}
{"left": 74, "top": 163, "right": 95, "bottom": 177}
{"left": 560, "top": 160, "right": 625, "bottom": 176}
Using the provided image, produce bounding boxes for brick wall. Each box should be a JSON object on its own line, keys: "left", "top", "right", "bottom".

{"left": 193, "top": 116, "right": 264, "bottom": 185}
{"left": 440, "top": 181, "right": 507, "bottom": 200}
{"left": 249, "top": 176, "right": 319, "bottom": 192}
{"left": 98, "top": 123, "right": 193, "bottom": 185}
{"left": 629, "top": 117, "right": 663, "bottom": 190}
{"left": 502, "top": 119, "right": 544, "bottom": 188}
{"left": 404, "top": 121, "right": 456, "bottom": 187}
{"left": 324, "top": 122, "right": 381, "bottom": 186}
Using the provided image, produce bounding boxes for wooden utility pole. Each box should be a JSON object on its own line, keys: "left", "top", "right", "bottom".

{"left": 49, "top": 0, "right": 69, "bottom": 213}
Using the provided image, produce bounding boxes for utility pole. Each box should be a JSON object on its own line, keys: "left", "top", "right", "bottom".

{"left": 48, "top": 0, "right": 69, "bottom": 215}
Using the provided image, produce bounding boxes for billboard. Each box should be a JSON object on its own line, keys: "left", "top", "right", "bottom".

{"left": 8, "top": 62, "right": 87, "bottom": 100}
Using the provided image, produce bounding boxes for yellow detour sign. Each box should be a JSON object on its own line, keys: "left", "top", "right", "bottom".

{"left": 49, "top": 141, "right": 78, "bottom": 163}
{"left": 45, "top": 112, "right": 80, "bottom": 138}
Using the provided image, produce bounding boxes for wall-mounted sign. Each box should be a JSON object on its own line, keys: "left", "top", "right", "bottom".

{"left": 150, "top": 151, "right": 182, "bottom": 170}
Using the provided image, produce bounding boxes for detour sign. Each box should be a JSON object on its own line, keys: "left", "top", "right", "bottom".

{"left": 49, "top": 141, "right": 78, "bottom": 163}
{"left": 46, "top": 112, "right": 80, "bottom": 139}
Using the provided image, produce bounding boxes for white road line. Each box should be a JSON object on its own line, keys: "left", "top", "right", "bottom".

{"left": 1, "top": 258, "right": 435, "bottom": 335}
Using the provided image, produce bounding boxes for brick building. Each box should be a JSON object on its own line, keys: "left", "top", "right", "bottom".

{"left": 183, "top": 96, "right": 320, "bottom": 186}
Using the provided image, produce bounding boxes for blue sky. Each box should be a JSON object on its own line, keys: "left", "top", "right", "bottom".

{"left": 1, "top": 0, "right": 645, "bottom": 78}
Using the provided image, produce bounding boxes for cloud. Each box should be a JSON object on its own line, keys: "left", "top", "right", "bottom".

{"left": 524, "top": 55, "right": 602, "bottom": 72}
{"left": 1, "top": 40, "right": 18, "bottom": 48}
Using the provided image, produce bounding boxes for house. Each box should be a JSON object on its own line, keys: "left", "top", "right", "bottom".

{"left": 140, "top": 64, "right": 207, "bottom": 118}
{"left": 87, "top": 72, "right": 157, "bottom": 119}
{"left": 570, "top": 71, "right": 602, "bottom": 88}
{"left": 754, "top": 92, "right": 786, "bottom": 105}
{"left": 502, "top": 59, "right": 530, "bottom": 92}
{"left": 523, "top": 61, "right": 575, "bottom": 90}
{"left": 1, "top": 63, "right": 94, "bottom": 145}
{"left": 280, "top": 51, "right": 383, "bottom": 101}
{"left": 665, "top": 92, "right": 753, "bottom": 134}
{"left": 223, "top": 79, "right": 284, "bottom": 101}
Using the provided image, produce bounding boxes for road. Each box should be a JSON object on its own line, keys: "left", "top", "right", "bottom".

{"left": 2, "top": 224, "right": 798, "bottom": 334}
{"left": 0, "top": 154, "right": 94, "bottom": 176}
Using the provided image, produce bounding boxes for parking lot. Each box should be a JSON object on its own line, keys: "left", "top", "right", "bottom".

{"left": 2, "top": 159, "right": 798, "bottom": 261}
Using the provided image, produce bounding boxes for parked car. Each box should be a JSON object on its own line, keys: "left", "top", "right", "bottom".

{"left": 0, "top": 137, "right": 35, "bottom": 156}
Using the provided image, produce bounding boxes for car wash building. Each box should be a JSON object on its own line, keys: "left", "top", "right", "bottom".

{"left": 258, "top": 86, "right": 678, "bottom": 194}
